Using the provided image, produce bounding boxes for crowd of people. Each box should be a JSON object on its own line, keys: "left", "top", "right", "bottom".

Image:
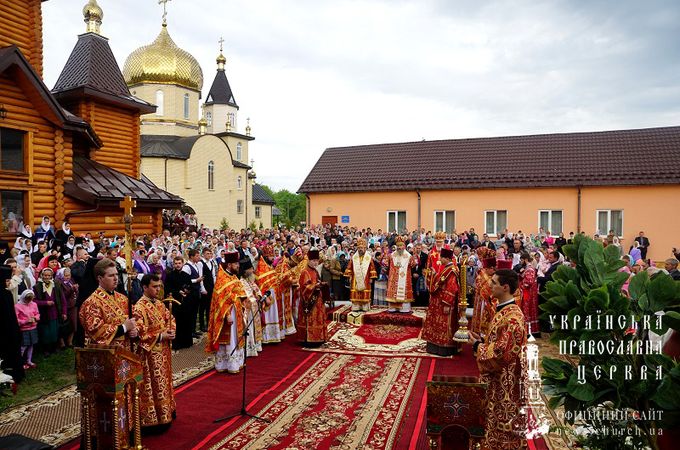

{"left": 1, "top": 213, "right": 679, "bottom": 443}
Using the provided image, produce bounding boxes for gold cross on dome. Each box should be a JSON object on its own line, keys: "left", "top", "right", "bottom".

{"left": 159, "top": 0, "right": 172, "bottom": 24}
{"left": 219, "top": 36, "right": 225, "bottom": 52}
{"left": 119, "top": 195, "right": 136, "bottom": 218}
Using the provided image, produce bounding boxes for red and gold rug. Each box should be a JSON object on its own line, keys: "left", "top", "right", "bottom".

{"left": 355, "top": 322, "right": 422, "bottom": 345}
{"left": 207, "top": 353, "right": 421, "bottom": 450}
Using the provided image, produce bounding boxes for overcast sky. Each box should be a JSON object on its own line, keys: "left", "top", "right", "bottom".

{"left": 42, "top": 0, "right": 680, "bottom": 191}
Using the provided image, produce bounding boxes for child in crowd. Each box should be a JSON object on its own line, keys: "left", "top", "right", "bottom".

{"left": 15, "top": 290, "right": 40, "bottom": 370}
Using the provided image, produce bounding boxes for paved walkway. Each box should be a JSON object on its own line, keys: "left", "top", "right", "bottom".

{"left": 0, "top": 339, "right": 213, "bottom": 447}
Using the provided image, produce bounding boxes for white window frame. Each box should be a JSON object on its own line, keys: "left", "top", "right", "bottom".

{"left": 155, "top": 90, "right": 164, "bottom": 116}
{"left": 236, "top": 142, "right": 242, "bottom": 161}
{"left": 237, "top": 199, "right": 244, "bottom": 214}
{"left": 386, "top": 210, "right": 406, "bottom": 233}
{"left": 237, "top": 176, "right": 242, "bottom": 190}
{"left": 207, "top": 161, "right": 215, "bottom": 191}
{"left": 255, "top": 206, "right": 261, "bottom": 219}
{"left": 206, "top": 111, "right": 212, "bottom": 126}
{"left": 538, "top": 209, "right": 563, "bottom": 236}
{"left": 596, "top": 209, "right": 624, "bottom": 237}
{"left": 484, "top": 210, "right": 507, "bottom": 237}
{"left": 433, "top": 210, "right": 455, "bottom": 234}
{"left": 183, "top": 93, "right": 190, "bottom": 120}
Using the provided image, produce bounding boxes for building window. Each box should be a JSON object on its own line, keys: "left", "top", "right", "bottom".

{"left": 183, "top": 94, "right": 190, "bottom": 120}
{"left": 227, "top": 112, "right": 235, "bottom": 130}
{"left": 237, "top": 199, "right": 244, "bottom": 214}
{"left": 0, "top": 128, "right": 25, "bottom": 172}
{"left": 206, "top": 111, "right": 212, "bottom": 126}
{"left": 386, "top": 210, "right": 406, "bottom": 233}
{"left": 1, "top": 190, "right": 23, "bottom": 233}
{"left": 155, "top": 90, "right": 164, "bottom": 116}
{"left": 255, "top": 206, "right": 261, "bottom": 219}
{"left": 485, "top": 210, "right": 507, "bottom": 236}
{"left": 236, "top": 142, "right": 242, "bottom": 161}
{"left": 538, "top": 210, "right": 563, "bottom": 235}
{"left": 596, "top": 209, "right": 623, "bottom": 237}
{"left": 207, "top": 161, "right": 214, "bottom": 190}
{"left": 237, "top": 176, "right": 242, "bottom": 190}
{"left": 434, "top": 210, "right": 455, "bottom": 234}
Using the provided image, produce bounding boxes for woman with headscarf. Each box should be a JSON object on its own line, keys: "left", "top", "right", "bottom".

{"left": 0, "top": 266, "right": 25, "bottom": 382}
{"left": 34, "top": 267, "right": 66, "bottom": 355}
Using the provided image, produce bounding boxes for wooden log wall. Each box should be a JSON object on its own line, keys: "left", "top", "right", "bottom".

{"left": 0, "top": 0, "right": 43, "bottom": 77}
{"left": 72, "top": 101, "right": 141, "bottom": 178}
{"left": 0, "top": 74, "right": 61, "bottom": 231}
{"left": 67, "top": 206, "right": 160, "bottom": 238}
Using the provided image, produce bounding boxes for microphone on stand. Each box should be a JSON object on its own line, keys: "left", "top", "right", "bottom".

{"left": 258, "top": 290, "right": 272, "bottom": 305}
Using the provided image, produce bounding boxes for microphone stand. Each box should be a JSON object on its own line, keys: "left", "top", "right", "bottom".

{"left": 214, "top": 291, "right": 272, "bottom": 424}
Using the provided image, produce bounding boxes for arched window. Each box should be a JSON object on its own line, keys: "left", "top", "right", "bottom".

{"left": 207, "top": 161, "right": 215, "bottom": 190}
{"left": 237, "top": 176, "right": 242, "bottom": 190}
{"left": 183, "top": 93, "right": 190, "bottom": 120}
{"left": 206, "top": 111, "right": 212, "bottom": 126}
{"left": 155, "top": 90, "right": 164, "bottom": 116}
{"left": 236, "top": 142, "right": 242, "bottom": 161}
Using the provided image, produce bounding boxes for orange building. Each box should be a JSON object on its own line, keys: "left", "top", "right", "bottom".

{"left": 299, "top": 127, "right": 680, "bottom": 262}
{"left": 0, "top": 0, "right": 181, "bottom": 240}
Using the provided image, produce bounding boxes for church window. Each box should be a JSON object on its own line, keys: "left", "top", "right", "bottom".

{"left": 236, "top": 143, "right": 242, "bottom": 161}
{"left": 538, "top": 210, "right": 563, "bottom": 236}
{"left": 386, "top": 210, "right": 406, "bottom": 233}
{"left": 206, "top": 112, "right": 212, "bottom": 126}
{"left": 255, "top": 206, "right": 261, "bottom": 219}
{"left": 0, "top": 190, "right": 24, "bottom": 233}
{"left": 0, "top": 128, "right": 25, "bottom": 172}
{"left": 183, "top": 94, "right": 190, "bottom": 120}
{"left": 237, "top": 200, "right": 244, "bottom": 214}
{"left": 237, "top": 176, "right": 242, "bottom": 190}
{"left": 596, "top": 209, "right": 623, "bottom": 237}
{"left": 207, "top": 161, "right": 215, "bottom": 190}
{"left": 434, "top": 210, "right": 455, "bottom": 234}
{"left": 485, "top": 210, "right": 507, "bottom": 236}
{"left": 155, "top": 90, "right": 164, "bottom": 116}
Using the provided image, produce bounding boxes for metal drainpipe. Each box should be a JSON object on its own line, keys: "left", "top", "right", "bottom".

{"left": 306, "top": 194, "right": 311, "bottom": 226}
{"left": 577, "top": 186, "right": 582, "bottom": 233}
{"left": 416, "top": 189, "right": 421, "bottom": 229}
{"left": 65, "top": 201, "right": 101, "bottom": 222}
{"left": 164, "top": 157, "right": 168, "bottom": 189}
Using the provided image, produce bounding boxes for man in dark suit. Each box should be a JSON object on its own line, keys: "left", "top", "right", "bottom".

{"left": 538, "top": 250, "right": 561, "bottom": 293}
{"left": 198, "top": 247, "right": 216, "bottom": 332}
{"left": 635, "top": 231, "right": 650, "bottom": 260}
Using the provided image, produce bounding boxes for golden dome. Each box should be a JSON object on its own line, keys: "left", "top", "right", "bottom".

{"left": 122, "top": 25, "right": 203, "bottom": 91}
{"left": 216, "top": 53, "right": 226, "bottom": 65}
{"left": 83, "top": 0, "right": 103, "bottom": 34}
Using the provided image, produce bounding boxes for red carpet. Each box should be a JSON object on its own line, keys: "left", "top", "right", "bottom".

{"left": 362, "top": 310, "right": 424, "bottom": 327}
{"left": 355, "top": 322, "right": 422, "bottom": 345}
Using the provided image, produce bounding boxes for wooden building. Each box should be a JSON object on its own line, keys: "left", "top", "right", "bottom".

{"left": 0, "top": 0, "right": 181, "bottom": 240}
{"left": 299, "top": 127, "right": 680, "bottom": 262}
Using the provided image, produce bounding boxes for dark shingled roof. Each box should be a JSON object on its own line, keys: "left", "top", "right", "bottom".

{"left": 252, "top": 184, "right": 275, "bottom": 204}
{"left": 52, "top": 33, "right": 154, "bottom": 113}
{"left": 205, "top": 69, "right": 238, "bottom": 108}
{"left": 65, "top": 157, "right": 182, "bottom": 207}
{"left": 141, "top": 134, "right": 251, "bottom": 169}
{"left": 298, "top": 126, "right": 680, "bottom": 193}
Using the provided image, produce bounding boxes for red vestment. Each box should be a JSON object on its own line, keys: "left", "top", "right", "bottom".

{"left": 297, "top": 267, "right": 327, "bottom": 344}
{"left": 205, "top": 268, "right": 245, "bottom": 353}
{"left": 519, "top": 266, "right": 539, "bottom": 334}
{"left": 422, "top": 262, "right": 461, "bottom": 354}
{"left": 133, "top": 296, "right": 176, "bottom": 427}
{"left": 79, "top": 287, "right": 131, "bottom": 350}
{"left": 471, "top": 271, "right": 496, "bottom": 337}
{"left": 477, "top": 303, "right": 527, "bottom": 450}
{"left": 344, "top": 252, "right": 377, "bottom": 305}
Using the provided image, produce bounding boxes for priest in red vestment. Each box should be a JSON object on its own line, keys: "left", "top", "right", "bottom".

{"left": 344, "top": 238, "right": 377, "bottom": 312}
{"left": 386, "top": 237, "right": 415, "bottom": 313}
{"left": 471, "top": 248, "right": 497, "bottom": 338}
{"left": 422, "top": 248, "right": 461, "bottom": 356}
{"left": 297, "top": 249, "right": 327, "bottom": 346}
{"left": 133, "top": 274, "right": 176, "bottom": 429}
{"left": 470, "top": 269, "right": 527, "bottom": 450}
{"left": 425, "top": 231, "right": 447, "bottom": 291}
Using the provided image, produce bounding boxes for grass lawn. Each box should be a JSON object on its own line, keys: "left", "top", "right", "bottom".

{"left": 0, "top": 348, "right": 76, "bottom": 412}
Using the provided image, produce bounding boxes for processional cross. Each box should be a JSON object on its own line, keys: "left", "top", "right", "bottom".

{"left": 119, "top": 196, "right": 136, "bottom": 308}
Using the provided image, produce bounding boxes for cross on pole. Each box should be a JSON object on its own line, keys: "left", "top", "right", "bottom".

{"left": 159, "top": 0, "right": 172, "bottom": 25}
{"left": 119, "top": 196, "right": 136, "bottom": 220}
{"left": 218, "top": 36, "right": 225, "bottom": 52}
{"left": 119, "top": 196, "right": 136, "bottom": 312}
